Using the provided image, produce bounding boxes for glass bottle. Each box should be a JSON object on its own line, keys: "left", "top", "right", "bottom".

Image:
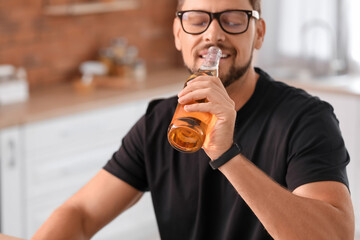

{"left": 167, "top": 46, "right": 222, "bottom": 153}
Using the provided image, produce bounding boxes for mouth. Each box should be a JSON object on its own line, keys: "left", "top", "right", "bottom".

{"left": 199, "top": 53, "right": 230, "bottom": 59}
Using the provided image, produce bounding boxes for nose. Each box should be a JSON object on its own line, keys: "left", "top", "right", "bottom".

{"left": 203, "top": 19, "right": 226, "bottom": 43}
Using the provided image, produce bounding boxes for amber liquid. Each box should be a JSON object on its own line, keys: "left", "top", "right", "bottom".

{"left": 168, "top": 69, "right": 217, "bottom": 152}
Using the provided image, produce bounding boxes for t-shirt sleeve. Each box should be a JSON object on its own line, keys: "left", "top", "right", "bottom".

{"left": 103, "top": 115, "right": 149, "bottom": 191}
{"left": 286, "top": 101, "right": 350, "bottom": 192}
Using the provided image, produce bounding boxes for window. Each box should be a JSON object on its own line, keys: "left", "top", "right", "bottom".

{"left": 258, "top": 0, "right": 359, "bottom": 77}
{"left": 349, "top": 0, "right": 360, "bottom": 63}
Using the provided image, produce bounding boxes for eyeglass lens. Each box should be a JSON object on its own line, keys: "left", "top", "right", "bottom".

{"left": 181, "top": 11, "right": 249, "bottom": 34}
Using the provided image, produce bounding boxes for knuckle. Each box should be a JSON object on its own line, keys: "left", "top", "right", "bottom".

{"left": 203, "top": 88, "right": 212, "bottom": 95}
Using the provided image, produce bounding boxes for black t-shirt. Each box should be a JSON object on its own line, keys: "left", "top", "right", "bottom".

{"left": 104, "top": 68, "right": 349, "bottom": 240}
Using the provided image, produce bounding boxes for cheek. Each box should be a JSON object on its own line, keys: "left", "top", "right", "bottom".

{"left": 180, "top": 38, "right": 197, "bottom": 65}
{"left": 181, "top": 47, "right": 193, "bottom": 65}
{"left": 235, "top": 39, "right": 255, "bottom": 61}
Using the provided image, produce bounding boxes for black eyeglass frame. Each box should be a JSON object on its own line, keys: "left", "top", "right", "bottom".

{"left": 176, "top": 9, "right": 260, "bottom": 35}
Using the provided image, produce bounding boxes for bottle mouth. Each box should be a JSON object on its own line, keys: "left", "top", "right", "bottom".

{"left": 203, "top": 46, "right": 222, "bottom": 68}
{"left": 208, "top": 46, "right": 222, "bottom": 57}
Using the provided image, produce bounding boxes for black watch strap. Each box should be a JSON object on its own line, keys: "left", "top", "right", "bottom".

{"left": 209, "top": 143, "right": 242, "bottom": 170}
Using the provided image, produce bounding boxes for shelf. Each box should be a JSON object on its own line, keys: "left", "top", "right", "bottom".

{"left": 43, "top": 0, "right": 140, "bottom": 16}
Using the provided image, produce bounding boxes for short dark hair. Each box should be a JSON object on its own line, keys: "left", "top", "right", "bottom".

{"left": 176, "top": 0, "right": 262, "bottom": 16}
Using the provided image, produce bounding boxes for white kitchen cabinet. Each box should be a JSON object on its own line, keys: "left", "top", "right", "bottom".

{"left": 306, "top": 89, "right": 360, "bottom": 235}
{"left": 0, "top": 99, "right": 161, "bottom": 239}
{"left": 0, "top": 126, "right": 26, "bottom": 237}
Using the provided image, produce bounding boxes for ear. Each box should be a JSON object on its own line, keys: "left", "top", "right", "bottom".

{"left": 254, "top": 18, "right": 266, "bottom": 50}
{"left": 173, "top": 18, "right": 182, "bottom": 51}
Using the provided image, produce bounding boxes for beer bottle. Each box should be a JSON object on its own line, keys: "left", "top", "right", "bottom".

{"left": 167, "top": 46, "right": 222, "bottom": 152}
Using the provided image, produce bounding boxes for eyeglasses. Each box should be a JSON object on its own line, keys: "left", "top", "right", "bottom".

{"left": 176, "top": 10, "right": 260, "bottom": 35}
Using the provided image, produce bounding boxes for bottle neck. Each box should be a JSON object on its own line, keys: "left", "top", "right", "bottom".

{"left": 198, "top": 46, "right": 221, "bottom": 77}
{"left": 198, "top": 64, "right": 219, "bottom": 77}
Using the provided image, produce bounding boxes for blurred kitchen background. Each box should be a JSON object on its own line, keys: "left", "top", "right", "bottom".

{"left": 0, "top": 0, "right": 181, "bottom": 89}
{"left": 0, "top": 0, "right": 359, "bottom": 239}
{"left": 258, "top": 0, "right": 360, "bottom": 79}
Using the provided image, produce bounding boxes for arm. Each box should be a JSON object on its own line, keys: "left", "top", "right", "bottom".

{"left": 219, "top": 154, "right": 354, "bottom": 240}
{"left": 0, "top": 234, "right": 24, "bottom": 240}
{"left": 32, "top": 169, "right": 142, "bottom": 240}
{"left": 178, "top": 75, "right": 355, "bottom": 240}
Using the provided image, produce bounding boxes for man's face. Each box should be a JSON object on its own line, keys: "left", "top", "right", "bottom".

{"left": 173, "top": 0, "right": 264, "bottom": 87}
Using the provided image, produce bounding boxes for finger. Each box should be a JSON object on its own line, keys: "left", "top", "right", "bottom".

{"left": 187, "top": 76, "right": 226, "bottom": 95}
{"left": 181, "top": 88, "right": 234, "bottom": 111}
{"left": 179, "top": 84, "right": 234, "bottom": 109}
{"left": 178, "top": 82, "right": 227, "bottom": 105}
{"left": 178, "top": 76, "right": 225, "bottom": 97}
{"left": 192, "top": 75, "right": 225, "bottom": 89}
{"left": 178, "top": 87, "right": 226, "bottom": 105}
{"left": 178, "top": 87, "right": 208, "bottom": 104}
{"left": 183, "top": 102, "right": 213, "bottom": 113}
{"left": 184, "top": 101, "right": 235, "bottom": 118}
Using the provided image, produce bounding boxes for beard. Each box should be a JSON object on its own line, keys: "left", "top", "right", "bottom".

{"left": 184, "top": 48, "right": 254, "bottom": 88}
{"left": 221, "top": 53, "right": 253, "bottom": 88}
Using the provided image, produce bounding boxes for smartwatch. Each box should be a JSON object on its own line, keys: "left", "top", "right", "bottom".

{"left": 209, "top": 143, "right": 242, "bottom": 170}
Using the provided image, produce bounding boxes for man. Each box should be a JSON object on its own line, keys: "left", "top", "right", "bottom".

{"left": 32, "top": 0, "right": 355, "bottom": 239}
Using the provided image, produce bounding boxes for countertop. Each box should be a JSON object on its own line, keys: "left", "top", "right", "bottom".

{"left": 279, "top": 74, "right": 360, "bottom": 97}
{"left": 1, "top": 68, "right": 360, "bottom": 130}
{"left": 0, "top": 68, "right": 187, "bottom": 129}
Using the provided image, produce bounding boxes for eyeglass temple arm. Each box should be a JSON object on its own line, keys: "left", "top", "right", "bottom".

{"left": 252, "top": 10, "right": 260, "bottom": 19}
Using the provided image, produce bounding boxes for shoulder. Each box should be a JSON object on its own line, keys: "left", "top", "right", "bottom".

{"left": 145, "top": 96, "right": 178, "bottom": 116}
{"left": 257, "top": 68, "right": 334, "bottom": 116}
{"left": 125, "top": 96, "right": 178, "bottom": 138}
{"left": 145, "top": 96, "right": 178, "bottom": 125}
{"left": 254, "top": 68, "right": 338, "bottom": 137}
{"left": 143, "top": 96, "right": 178, "bottom": 134}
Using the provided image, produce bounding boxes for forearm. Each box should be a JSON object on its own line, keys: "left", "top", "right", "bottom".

{"left": 32, "top": 170, "right": 144, "bottom": 240}
{"left": 219, "top": 154, "right": 354, "bottom": 240}
{"left": 31, "top": 204, "right": 90, "bottom": 240}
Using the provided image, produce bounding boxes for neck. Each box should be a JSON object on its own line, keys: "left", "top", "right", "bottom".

{"left": 226, "top": 67, "right": 259, "bottom": 111}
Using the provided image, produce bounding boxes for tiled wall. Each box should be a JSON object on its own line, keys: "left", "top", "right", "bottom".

{"left": 0, "top": 0, "right": 182, "bottom": 87}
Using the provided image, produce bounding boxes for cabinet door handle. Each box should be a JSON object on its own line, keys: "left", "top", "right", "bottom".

{"left": 8, "top": 139, "right": 16, "bottom": 168}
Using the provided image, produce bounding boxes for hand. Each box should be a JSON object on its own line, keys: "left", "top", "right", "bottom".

{"left": 0, "top": 233, "right": 24, "bottom": 240}
{"left": 178, "top": 75, "right": 236, "bottom": 159}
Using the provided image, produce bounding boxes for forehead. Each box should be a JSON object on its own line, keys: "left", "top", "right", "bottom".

{"left": 181, "top": 0, "right": 252, "bottom": 11}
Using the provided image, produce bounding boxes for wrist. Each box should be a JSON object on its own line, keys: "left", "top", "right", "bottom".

{"left": 209, "top": 143, "right": 242, "bottom": 170}
{"left": 208, "top": 144, "right": 233, "bottom": 160}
